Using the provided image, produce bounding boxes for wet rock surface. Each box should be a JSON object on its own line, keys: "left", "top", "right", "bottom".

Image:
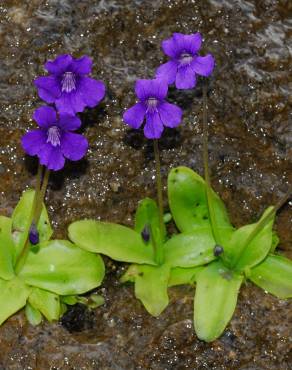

{"left": 0, "top": 0, "right": 291, "bottom": 369}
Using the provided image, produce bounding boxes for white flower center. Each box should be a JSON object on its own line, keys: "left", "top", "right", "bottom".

{"left": 47, "top": 126, "right": 61, "bottom": 146}
{"left": 61, "top": 72, "right": 76, "bottom": 93}
{"left": 146, "top": 97, "right": 159, "bottom": 112}
{"left": 179, "top": 53, "right": 193, "bottom": 66}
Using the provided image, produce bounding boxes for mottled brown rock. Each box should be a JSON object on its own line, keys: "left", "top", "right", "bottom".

{"left": 0, "top": 0, "right": 291, "bottom": 369}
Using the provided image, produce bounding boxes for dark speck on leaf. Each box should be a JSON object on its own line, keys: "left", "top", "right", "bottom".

{"left": 221, "top": 270, "right": 233, "bottom": 281}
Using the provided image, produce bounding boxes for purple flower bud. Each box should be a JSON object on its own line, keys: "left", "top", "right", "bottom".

{"left": 213, "top": 244, "right": 224, "bottom": 257}
{"left": 141, "top": 224, "right": 151, "bottom": 243}
{"left": 29, "top": 223, "right": 39, "bottom": 245}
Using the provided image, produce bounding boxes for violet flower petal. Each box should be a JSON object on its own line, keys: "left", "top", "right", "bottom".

{"left": 55, "top": 92, "right": 85, "bottom": 115}
{"left": 135, "top": 79, "right": 151, "bottom": 101}
{"left": 144, "top": 112, "right": 164, "bottom": 139}
{"left": 172, "top": 33, "right": 188, "bottom": 52}
{"left": 161, "top": 37, "right": 179, "bottom": 58}
{"left": 123, "top": 102, "right": 146, "bottom": 129}
{"left": 183, "top": 33, "right": 202, "bottom": 54}
{"left": 78, "top": 77, "right": 106, "bottom": 107}
{"left": 45, "top": 54, "right": 72, "bottom": 75}
{"left": 158, "top": 102, "right": 182, "bottom": 128}
{"left": 57, "top": 114, "right": 82, "bottom": 131}
{"left": 156, "top": 61, "right": 178, "bottom": 84}
{"left": 38, "top": 143, "right": 65, "bottom": 171}
{"left": 34, "top": 76, "right": 61, "bottom": 103}
{"left": 191, "top": 54, "right": 215, "bottom": 77}
{"left": 173, "top": 32, "right": 202, "bottom": 54}
{"left": 135, "top": 79, "right": 168, "bottom": 101}
{"left": 175, "top": 65, "right": 196, "bottom": 89}
{"left": 70, "top": 56, "right": 93, "bottom": 74}
{"left": 61, "top": 132, "right": 88, "bottom": 161}
{"left": 21, "top": 130, "right": 47, "bottom": 156}
{"left": 33, "top": 106, "right": 57, "bottom": 128}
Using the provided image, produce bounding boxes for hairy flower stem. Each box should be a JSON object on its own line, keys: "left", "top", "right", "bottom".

{"left": 153, "top": 139, "right": 164, "bottom": 264}
{"left": 33, "top": 167, "right": 50, "bottom": 224}
{"left": 231, "top": 186, "right": 291, "bottom": 268}
{"left": 15, "top": 165, "right": 50, "bottom": 273}
{"left": 31, "top": 163, "right": 43, "bottom": 220}
{"left": 202, "top": 85, "right": 222, "bottom": 245}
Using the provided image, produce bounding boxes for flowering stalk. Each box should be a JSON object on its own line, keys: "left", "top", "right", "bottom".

{"left": 15, "top": 164, "right": 48, "bottom": 273}
{"left": 153, "top": 139, "right": 164, "bottom": 264}
{"left": 202, "top": 85, "right": 222, "bottom": 246}
{"left": 33, "top": 167, "right": 50, "bottom": 224}
{"left": 123, "top": 78, "right": 183, "bottom": 263}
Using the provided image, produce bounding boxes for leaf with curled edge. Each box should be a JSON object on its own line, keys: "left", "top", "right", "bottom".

{"left": 194, "top": 261, "right": 243, "bottom": 342}
{"left": 12, "top": 189, "right": 53, "bottom": 258}
{"left": 168, "top": 167, "right": 234, "bottom": 246}
{"left": 249, "top": 254, "right": 292, "bottom": 299}
{"left": 18, "top": 240, "right": 105, "bottom": 295}
{"left": 68, "top": 220, "right": 156, "bottom": 265}
{"left": 0, "top": 277, "right": 31, "bottom": 325}
{"left": 121, "top": 263, "right": 170, "bottom": 317}
{"left": 0, "top": 216, "right": 15, "bottom": 279}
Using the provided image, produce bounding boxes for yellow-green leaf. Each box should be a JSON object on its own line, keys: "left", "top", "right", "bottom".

{"left": 194, "top": 261, "right": 243, "bottom": 342}
{"left": 0, "top": 216, "right": 15, "bottom": 279}
{"left": 18, "top": 240, "right": 105, "bottom": 295}
{"left": 69, "top": 220, "right": 156, "bottom": 265}
{"left": 28, "top": 287, "right": 60, "bottom": 321}
{"left": 0, "top": 277, "right": 31, "bottom": 325}
{"left": 249, "top": 255, "right": 292, "bottom": 299}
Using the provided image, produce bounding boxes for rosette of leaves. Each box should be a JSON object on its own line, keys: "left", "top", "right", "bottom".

{"left": 168, "top": 166, "right": 292, "bottom": 342}
{"left": 0, "top": 189, "right": 104, "bottom": 326}
{"left": 68, "top": 196, "right": 216, "bottom": 317}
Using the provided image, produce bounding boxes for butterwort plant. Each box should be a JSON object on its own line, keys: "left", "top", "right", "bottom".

{"left": 21, "top": 54, "right": 105, "bottom": 250}
{"left": 68, "top": 78, "right": 213, "bottom": 316}
{"left": 166, "top": 88, "right": 292, "bottom": 342}
{"left": 68, "top": 34, "right": 215, "bottom": 317}
{"left": 0, "top": 54, "right": 106, "bottom": 327}
{"left": 69, "top": 79, "right": 182, "bottom": 315}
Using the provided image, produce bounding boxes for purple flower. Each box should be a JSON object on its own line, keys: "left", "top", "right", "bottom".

{"left": 22, "top": 106, "right": 88, "bottom": 171}
{"left": 123, "top": 78, "right": 182, "bottom": 139}
{"left": 156, "top": 32, "right": 215, "bottom": 89}
{"left": 34, "top": 55, "right": 106, "bottom": 115}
